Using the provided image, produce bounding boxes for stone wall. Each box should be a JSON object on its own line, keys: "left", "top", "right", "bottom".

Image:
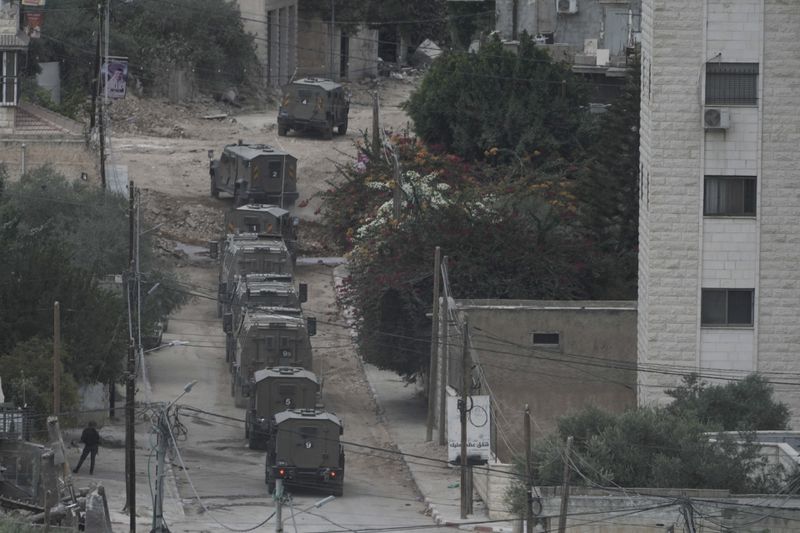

{"left": 0, "top": 137, "right": 99, "bottom": 185}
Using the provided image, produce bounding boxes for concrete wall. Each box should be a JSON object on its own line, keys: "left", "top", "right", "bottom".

{"left": 237, "top": 0, "right": 297, "bottom": 87}
{"left": 473, "top": 461, "right": 515, "bottom": 520}
{"left": 533, "top": 487, "right": 800, "bottom": 533}
{"left": 638, "top": 0, "right": 800, "bottom": 424}
{"left": 434, "top": 300, "right": 637, "bottom": 463}
{"left": 296, "top": 17, "right": 378, "bottom": 81}
{"left": 495, "top": 0, "right": 639, "bottom": 61}
{"left": 0, "top": 137, "right": 99, "bottom": 185}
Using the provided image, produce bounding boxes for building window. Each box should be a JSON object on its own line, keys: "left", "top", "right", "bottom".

{"left": 705, "top": 63, "right": 758, "bottom": 106}
{"left": 532, "top": 332, "right": 560, "bottom": 349}
{"left": 1, "top": 51, "right": 18, "bottom": 106}
{"left": 704, "top": 176, "right": 756, "bottom": 216}
{"left": 701, "top": 289, "right": 754, "bottom": 326}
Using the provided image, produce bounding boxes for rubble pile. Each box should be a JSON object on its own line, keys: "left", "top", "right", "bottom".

{"left": 107, "top": 92, "right": 239, "bottom": 138}
{"left": 140, "top": 189, "right": 223, "bottom": 246}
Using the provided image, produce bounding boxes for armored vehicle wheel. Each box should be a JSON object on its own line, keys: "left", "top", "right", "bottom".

{"left": 338, "top": 118, "right": 348, "bottom": 136}
{"left": 278, "top": 125, "right": 287, "bottom": 136}
{"left": 323, "top": 122, "right": 333, "bottom": 140}
{"left": 267, "top": 481, "right": 275, "bottom": 494}
{"left": 210, "top": 180, "right": 219, "bottom": 198}
{"left": 332, "top": 485, "right": 343, "bottom": 497}
{"left": 244, "top": 418, "right": 250, "bottom": 439}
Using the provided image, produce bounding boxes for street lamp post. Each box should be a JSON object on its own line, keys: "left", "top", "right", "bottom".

{"left": 151, "top": 380, "right": 197, "bottom": 533}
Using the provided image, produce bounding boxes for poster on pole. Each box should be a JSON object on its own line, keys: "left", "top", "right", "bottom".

{"left": 23, "top": 12, "right": 44, "bottom": 38}
{"left": 102, "top": 57, "right": 129, "bottom": 100}
{"left": 21, "top": 0, "right": 47, "bottom": 6}
{"left": 447, "top": 394, "right": 492, "bottom": 464}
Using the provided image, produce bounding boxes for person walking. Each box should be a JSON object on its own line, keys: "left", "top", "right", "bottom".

{"left": 73, "top": 421, "right": 100, "bottom": 475}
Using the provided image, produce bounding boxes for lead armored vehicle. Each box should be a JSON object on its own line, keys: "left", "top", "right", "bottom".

{"left": 277, "top": 78, "right": 349, "bottom": 139}
{"left": 266, "top": 409, "right": 344, "bottom": 496}
{"left": 209, "top": 142, "right": 299, "bottom": 207}
{"left": 246, "top": 367, "right": 319, "bottom": 450}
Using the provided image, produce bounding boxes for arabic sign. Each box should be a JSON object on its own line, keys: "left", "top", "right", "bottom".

{"left": 102, "top": 57, "right": 128, "bottom": 99}
{"left": 21, "top": 0, "right": 46, "bottom": 6}
{"left": 447, "top": 394, "right": 492, "bottom": 464}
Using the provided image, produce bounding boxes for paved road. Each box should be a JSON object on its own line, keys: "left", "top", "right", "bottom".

{"left": 134, "top": 252, "right": 448, "bottom": 532}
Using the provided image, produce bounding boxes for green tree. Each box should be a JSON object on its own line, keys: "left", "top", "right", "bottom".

{"left": 340, "top": 166, "right": 590, "bottom": 379}
{"left": 506, "top": 404, "right": 785, "bottom": 515}
{"left": 2, "top": 337, "right": 80, "bottom": 423}
{"left": 405, "top": 33, "right": 591, "bottom": 163}
{"left": 25, "top": 0, "right": 259, "bottom": 117}
{"left": 666, "top": 374, "right": 791, "bottom": 431}
{"left": 0, "top": 167, "right": 187, "bottom": 397}
{"left": 573, "top": 53, "right": 640, "bottom": 299}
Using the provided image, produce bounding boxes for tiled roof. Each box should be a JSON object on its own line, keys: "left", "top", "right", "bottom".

{"left": 0, "top": 31, "right": 29, "bottom": 50}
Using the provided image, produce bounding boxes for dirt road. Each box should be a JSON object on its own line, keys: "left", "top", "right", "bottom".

{"left": 111, "top": 78, "right": 415, "bottom": 248}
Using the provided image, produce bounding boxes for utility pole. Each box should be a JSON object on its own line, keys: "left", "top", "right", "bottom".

{"left": 391, "top": 151, "right": 402, "bottom": 220}
{"left": 525, "top": 405, "right": 533, "bottom": 533}
{"left": 437, "top": 256, "right": 449, "bottom": 446}
{"left": 557, "top": 436, "right": 574, "bottom": 533}
{"left": 460, "top": 319, "right": 471, "bottom": 519}
{"left": 151, "top": 407, "right": 169, "bottom": 533}
{"left": 426, "top": 246, "right": 441, "bottom": 442}
{"left": 97, "top": 0, "right": 108, "bottom": 190}
{"left": 681, "top": 499, "right": 697, "bottom": 533}
{"left": 372, "top": 87, "right": 380, "bottom": 154}
{"left": 329, "top": 0, "right": 335, "bottom": 80}
{"left": 124, "top": 181, "right": 136, "bottom": 532}
{"left": 275, "top": 478, "right": 284, "bottom": 533}
{"left": 90, "top": 3, "right": 101, "bottom": 129}
{"left": 53, "top": 301, "right": 61, "bottom": 416}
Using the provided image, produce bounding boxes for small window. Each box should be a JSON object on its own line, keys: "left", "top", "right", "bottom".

{"left": 280, "top": 337, "right": 289, "bottom": 348}
{"left": 705, "top": 63, "right": 758, "bottom": 106}
{"left": 701, "top": 289, "right": 754, "bottom": 326}
{"left": 532, "top": 332, "right": 560, "bottom": 347}
{"left": 704, "top": 177, "right": 756, "bottom": 216}
{"left": 264, "top": 337, "right": 274, "bottom": 349}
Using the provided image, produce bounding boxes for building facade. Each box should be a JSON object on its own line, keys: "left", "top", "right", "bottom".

{"left": 237, "top": 0, "right": 297, "bottom": 88}
{"left": 638, "top": 0, "right": 800, "bottom": 422}
{"left": 432, "top": 299, "right": 637, "bottom": 462}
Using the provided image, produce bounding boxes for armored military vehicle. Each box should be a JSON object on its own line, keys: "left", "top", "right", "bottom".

{"left": 226, "top": 274, "right": 306, "bottom": 332}
{"left": 217, "top": 234, "right": 292, "bottom": 318}
{"left": 246, "top": 367, "right": 319, "bottom": 450}
{"left": 266, "top": 409, "right": 344, "bottom": 496}
{"left": 224, "top": 204, "right": 297, "bottom": 250}
{"left": 209, "top": 142, "right": 299, "bottom": 207}
{"left": 277, "top": 78, "right": 349, "bottom": 139}
{"left": 231, "top": 307, "right": 316, "bottom": 408}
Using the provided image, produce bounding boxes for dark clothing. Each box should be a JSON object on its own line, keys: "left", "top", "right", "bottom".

{"left": 73, "top": 427, "right": 100, "bottom": 474}
{"left": 80, "top": 427, "right": 100, "bottom": 448}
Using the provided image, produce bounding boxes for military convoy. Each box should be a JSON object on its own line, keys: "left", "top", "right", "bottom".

{"left": 209, "top": 142, "right": 299, "bottom": 207}
{"left": 211, "top": 195, "right": 346, "bottom": 496}
{"left": 277, "top": 78, "right": 350, "bottom": 139}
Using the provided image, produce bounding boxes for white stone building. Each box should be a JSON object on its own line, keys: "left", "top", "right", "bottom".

{"left": 638, "top": 0, "right": 800, "bottom": 422}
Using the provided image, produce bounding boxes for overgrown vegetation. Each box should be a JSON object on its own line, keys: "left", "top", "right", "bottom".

{"left": 25, "top": 0, "right": 259, "bottom": 118}
{"left": 0, "top": 166, "right": 187, "bottom": 425}
{"left": 321, "top": 37, "right": 639, "bottom": 379}
{"left": 505, "top": 376, "right": 793, "bottom": 511}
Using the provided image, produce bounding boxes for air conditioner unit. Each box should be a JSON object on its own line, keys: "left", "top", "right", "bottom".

{"left": 557, "top": 0, "right": 578, "bottom": 14}
{"left": 703, "top": 107, "right": 730, "bottom": 130}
